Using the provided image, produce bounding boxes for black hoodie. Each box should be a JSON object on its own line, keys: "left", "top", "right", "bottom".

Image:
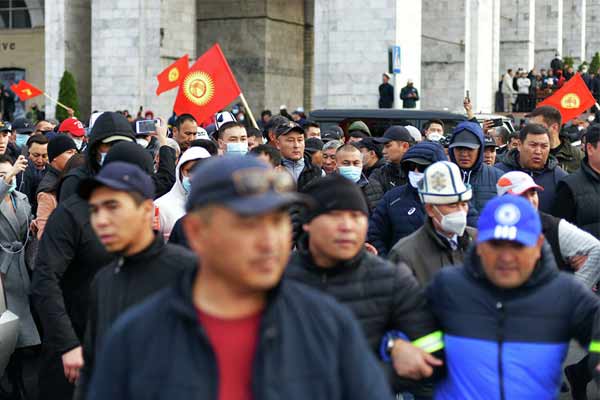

{"left": 59, "top": 112, "right": 136, "bottom": 202}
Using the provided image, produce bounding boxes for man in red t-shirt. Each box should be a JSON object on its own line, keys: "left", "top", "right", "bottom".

{"left": 88, "top": 156, "right": 394, "bottom": 400}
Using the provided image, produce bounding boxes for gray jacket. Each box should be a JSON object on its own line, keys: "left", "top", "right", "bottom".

{"left": 388, "top": 217, "right": 476, "bottom": 286}
{"left": 0, "top": 180, "right": 40, "bottom": 348}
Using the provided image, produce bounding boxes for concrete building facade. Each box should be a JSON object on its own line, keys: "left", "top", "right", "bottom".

{"left": 1, "top": 0, "right": 600, "bottom": 122}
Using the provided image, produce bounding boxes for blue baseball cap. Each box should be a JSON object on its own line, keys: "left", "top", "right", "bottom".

{"left": 185, "top": 156, "right": 308, "bottom": 215}
{"left": 477, "top": 195, "right": 542, "bottom": 246}
{"left": 78, "top": 161, "right": 155, "bottom": 200}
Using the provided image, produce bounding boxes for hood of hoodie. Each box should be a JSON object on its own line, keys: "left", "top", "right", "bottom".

{"left": 86, "top": 112, "right": 136, "bottom": 174}
{"left": 173, "top": 147, "right": 211, "bottom": 196}
{"left": 448, "top": 121, "right": 485, "bottom": 173}
{"left": 502, "top": 148, "right": 560, "bottom": 174}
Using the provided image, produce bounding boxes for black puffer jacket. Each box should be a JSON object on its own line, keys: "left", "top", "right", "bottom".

{"left": 369, "top": 162, "right": 406, "bottom": 193}
{"left": 75, "top": 236, "right": 196, "bottom": 400}
{"left": 285, "top": 241, "right": 437, "bottom": 352}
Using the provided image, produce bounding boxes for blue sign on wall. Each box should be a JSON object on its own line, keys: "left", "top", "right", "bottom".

{"left": 392, "top": 46, "right": 401, "bottom": 74}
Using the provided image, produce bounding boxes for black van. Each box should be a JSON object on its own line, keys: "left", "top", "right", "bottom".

{"left": 308, "top": 109, "right": 467, "bottom": 138}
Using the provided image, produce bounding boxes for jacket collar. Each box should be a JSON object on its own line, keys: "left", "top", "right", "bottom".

{"left": 582, "top": 158, "right": 600, "bottom": 183}
{"left": 119, "top": 234, "right": 165, "bottom": 265}
{"left": 295, "top": 233, "right": 365, "bottom": 276}
{"left": 504, "top": 148, "right": 559, "bottom": 174}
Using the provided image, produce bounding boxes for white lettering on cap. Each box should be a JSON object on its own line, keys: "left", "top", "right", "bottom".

{"left": 494, "top": 225, "right": 518, "bottom": 240}
{"left": 495, "top": 204, "right": 521, "bottom": 226}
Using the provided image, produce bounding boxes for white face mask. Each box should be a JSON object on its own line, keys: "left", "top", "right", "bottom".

{"left": 73, "top": 138, "right": 83, "bottom": 150}
{"left": 434, "top": 206, "right": 467, "bottom": 236}
{"left": 136, "top": 138, "right": 149, "bottom": 148}
{"left": 408, "top": 171, "right": 424, "bottom": 188}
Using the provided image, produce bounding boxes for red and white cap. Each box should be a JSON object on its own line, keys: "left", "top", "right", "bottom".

{"left": 496, "top": 171, "right": 544, "bottom": 196}
{"left": 58, "top": 118, "right": 85, "bottom": 137}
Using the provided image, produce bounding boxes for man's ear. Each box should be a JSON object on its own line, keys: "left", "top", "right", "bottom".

{"left": 275, "top": 138, "right": 282, "bottom": 151}
{"left": 183, "top": 214, "right": 208, "bottom": 254}
{"left": 302, "top": 223, "right": 310, "bottom": 233}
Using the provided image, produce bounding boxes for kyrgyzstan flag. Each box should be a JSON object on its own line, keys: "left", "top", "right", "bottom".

{"left": 156, "top": 54, "right": 189, "bottom": 95}
{"left": 173, "top": 44, "right": 241, "bottom": 123}
{"left": 538, "top": 73, "right": 596, "bottom": 123}
{"left": 11, "top": 80, "right": 43, "bottom": 101}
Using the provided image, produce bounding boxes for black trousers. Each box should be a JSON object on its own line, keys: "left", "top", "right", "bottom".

{"left": 37, "top": 351, "right": 73, "bottom": 400}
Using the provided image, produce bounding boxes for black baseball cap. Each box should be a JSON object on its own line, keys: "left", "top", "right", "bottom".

{"left": 78, "top": 161, "right": 155, "bottom": 200}
{"left": 12, "top": 118, "right": 34, "bottom": 134}
{"left": 449, "top": 131, "right": 481, "bottom": 149}
{"left": 186, "top": 156, "right": 308, "bottom": 215}
{"left": 275, "top": 121, "right": 304, "bottom": 138}
{"left": 321, "top": 126, "right": 344, "bottom": 142}
{"left": 0, "top": 121, "right": 11, "bottom": 133}
{"left": 373, "top": 126, "right": 415, "bottom": 144}
{"left": 483, "top": 135, "right": 497, "bottom": 149}
{"left": 305, "top": 138, "right": 324, "bottom": 153}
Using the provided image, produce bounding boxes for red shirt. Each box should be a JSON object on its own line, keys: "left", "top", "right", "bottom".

{"left": 197, "top": 309, "right": 262, "bottom": 400}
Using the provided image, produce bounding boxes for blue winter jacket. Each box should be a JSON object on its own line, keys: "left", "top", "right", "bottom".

{"left": 427, "top": 243, "right": 600, "bottom": 400}
{"left": 448, "top": 122, "right": 504, "bottom": 226}
{"left": 88, "top": 268, "right": 394, "bottom": 400}
{"left": 367, "top": 142, "right": 447, "bottom": 257}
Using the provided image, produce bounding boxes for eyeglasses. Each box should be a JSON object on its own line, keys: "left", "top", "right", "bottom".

{"left": 231, "top": 168, "right": 295, "bottom": 196}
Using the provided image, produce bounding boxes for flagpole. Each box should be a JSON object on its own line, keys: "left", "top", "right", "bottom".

{"left": 43, "top": 92, "right": 71, "bottom": 112}
{"left": 238, "top": 93, "right": 259, "bottom": 130}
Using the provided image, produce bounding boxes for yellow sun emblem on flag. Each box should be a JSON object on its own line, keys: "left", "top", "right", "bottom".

{"left": 561, "top": 93, "right": 581, "bottom": 109}
{"left": 183, "top": 72, "right": 215, "bottom": 106}
{"left": 168, "top": 67, "right": 180, "bottom": 83}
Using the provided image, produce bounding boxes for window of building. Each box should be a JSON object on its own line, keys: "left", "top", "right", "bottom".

{"left": 0, "top": 0, "right": 44, "bottom": 29}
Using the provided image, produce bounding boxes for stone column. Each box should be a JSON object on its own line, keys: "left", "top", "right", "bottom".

{"left": 585, "top": 0, "right": 600, "bottom": 62}
{"left": 535, "top": 0, "right": 563, "bottom": 69}
{"left": 499, "top": 0, "right": 536, "bottom": 73}
{"left": 394, "top": 0, "right": 421, "bottom": 109}
{"left": 91, "top": 0, "right": 195, "bottom": 118}
{"left": 45, "top": 0, "right": 91, "bottom": 120}
{"left": 465, "top": 0, "right": 498, "bottom": 113}
{"left": 313, "top": 0, "right": 395, "bottom": 109}
{"left": 563, "top": 0, "right": 586, "bottom": 64}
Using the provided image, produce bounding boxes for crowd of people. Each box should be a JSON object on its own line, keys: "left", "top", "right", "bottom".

{"left": 0, "top": 97, "right": 598, "bottom": 400}
{"left": 500, "top": 54, "right": 600, "bottom": 113}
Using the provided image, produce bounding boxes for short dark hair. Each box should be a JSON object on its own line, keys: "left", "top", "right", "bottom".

{"left": 174, "top": 114, "right": 197, "bottom": 129}
{"left": 526, "top": 106, "right": 562, "bottom": 128}
{"left": 261, "top": 110, "right": 272, "bottom": 118}
{"left": 507, "top": 69, "right": 513, "bottom": 73}
{"left": 424, "top": 120, "right": 444, "bottom": 131}
{"left": 0, "top": 154, "right": 12, "bottom": 165}
{"left": 217, "top": 121, "right": 245, "bottom": 139}
{"left": 190, "top": 139, "right": 218, "bottom": 156}
{"left": 496, "top": 126, "right": 511, "bottom": 144}
{"left": 584, "top": 124, "right": 600, "bottom": 149}
{"left": 519, "top": 123, "right": 549, "bottom": 142}
{"left": 249, "top": 144, "right": 281, "bottom": 167}
{"left": 304, "top": 121, "right": 320, "bottom": 132}
{"left": 246, "top": 127, "right": 263, "bottom": 139}
{"left": 27, "top": 134, "right": 49, "bottom": 147}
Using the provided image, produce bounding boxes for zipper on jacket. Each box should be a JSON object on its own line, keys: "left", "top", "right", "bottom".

{"left": 496, "top": 300, "right": 506, "bottom": 400}
{"left": 114, "top": 257, "right": 124, "bottom": 274}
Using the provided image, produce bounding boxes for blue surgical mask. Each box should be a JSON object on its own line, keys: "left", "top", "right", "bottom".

{"left": 15, "top": 134, "right": 28, "bottom": 148}
{"left": 338, "top": 166, "right": 362, "bottom": 183}
{"left": 8, "top": 177, "right": 16, "bottom": 194}
{"left": 182, "top": 176, "right": 191, "bottom": 193}
{"left": 99, "top": 152, "right": 107, "bottom": 166}
{"left": 226, "top": 141, "right": 248, "bottom": 155}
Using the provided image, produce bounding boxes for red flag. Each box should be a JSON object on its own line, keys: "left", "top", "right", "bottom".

{"left": 156, "top": 54, "right": 189, "bottom": 95}
{"left": 173, "top": 44, "right": 241, "bottom": 123}
{"left": 11, "top": 80, "right": 43, "bottom": 101}
{"left": 538, "top": 73, "right": 596, "bottom": 123}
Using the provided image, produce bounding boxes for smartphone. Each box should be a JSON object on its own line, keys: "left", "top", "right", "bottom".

{"left": 492, "top": 118, "right": 504, "bottom": 128}
{"left": 136, "top": 119, "right": 159, "bottom": 134}
{"left": 465, "top": 90, "right": 470, "bottom": 101}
